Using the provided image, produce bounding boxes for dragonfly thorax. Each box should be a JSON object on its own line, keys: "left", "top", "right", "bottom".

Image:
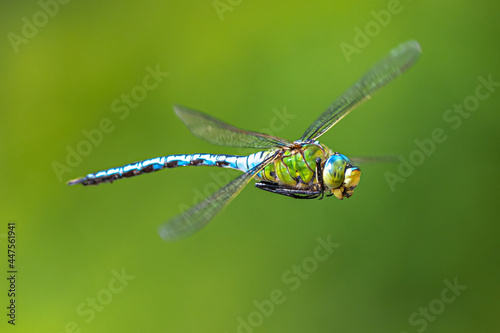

{"left": 322, "top": 153, "right": 361, "bottom": 200}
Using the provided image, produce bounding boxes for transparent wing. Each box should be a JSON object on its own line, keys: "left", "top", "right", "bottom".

{"left": 174, "top": 105, "right": 292, "bottom": 149}
{"left": 300, "top": 40, "right": 421, "bottom": 141}
{"left": 350, "top": 155, "right": 398, "bottom": 164}
{"left": 158, "top": 152, "right": 279, "bottom": 241}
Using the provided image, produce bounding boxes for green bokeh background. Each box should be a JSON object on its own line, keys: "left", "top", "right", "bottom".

{"left": 1, "top": 1, "right": 499, "bottom": 332}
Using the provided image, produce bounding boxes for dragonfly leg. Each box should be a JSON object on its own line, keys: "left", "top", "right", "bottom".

{"left": 315, "top": 157, "right": 325, "bottom": 200}
{"left": 255, "top": 181, "right": 321, "bottom": 199}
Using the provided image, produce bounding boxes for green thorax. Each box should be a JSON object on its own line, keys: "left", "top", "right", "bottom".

{"left": 258, "top": 143, "right": 331, "bottom": 186}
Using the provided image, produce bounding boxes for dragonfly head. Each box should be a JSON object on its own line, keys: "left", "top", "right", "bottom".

{"left": 323, "top": 153, "right": 361, "bottom": 200}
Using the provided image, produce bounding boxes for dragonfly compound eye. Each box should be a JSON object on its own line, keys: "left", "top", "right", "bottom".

{"left": 323, "top": 154, "right": 348, "bottom": 189}
{"left": 323, "top": 154, "right": 361, "bottom": 199}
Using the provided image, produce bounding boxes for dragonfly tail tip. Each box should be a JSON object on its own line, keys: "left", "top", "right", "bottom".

{"left": 67, "top": 178, "right": 84, "bottom": 186}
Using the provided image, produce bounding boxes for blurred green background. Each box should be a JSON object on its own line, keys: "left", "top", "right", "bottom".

{"left": 1, "top": 0, "right": 499, "bottom": 332}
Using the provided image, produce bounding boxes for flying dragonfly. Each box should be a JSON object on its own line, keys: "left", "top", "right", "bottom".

{"left": 68, "top": 40, "right": 421, "bottom": 241}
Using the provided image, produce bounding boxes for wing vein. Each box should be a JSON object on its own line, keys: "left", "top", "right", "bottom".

{"left": 300, "top": 40, "right": 421, "bottom": 141}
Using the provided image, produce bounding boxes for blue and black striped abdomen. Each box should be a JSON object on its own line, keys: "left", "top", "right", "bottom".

{"left": 67, "top": 153, "right": 255, "bottom": 186}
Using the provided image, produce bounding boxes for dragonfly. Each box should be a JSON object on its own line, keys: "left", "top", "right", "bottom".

{"left": 68, "top": 40, "right": 421, "bottom": 241}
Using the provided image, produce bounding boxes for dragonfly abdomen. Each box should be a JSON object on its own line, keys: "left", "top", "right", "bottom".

{"left": 67, "top": 153, "right": 249, "bottom": 186}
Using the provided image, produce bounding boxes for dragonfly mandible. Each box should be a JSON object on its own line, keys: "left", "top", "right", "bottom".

{"left": 68, "top": 40, "right": 421, "bottom": 241}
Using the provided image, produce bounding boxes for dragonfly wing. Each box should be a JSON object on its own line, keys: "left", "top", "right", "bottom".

{"left": 350, "top": 155, "right": 398, "bottom": 164}
{"left": 300, "top": 40, "right": 421, "bottom": 141}
{"left": 158, "top": 152, "right": 279, "bottom": 241}
{"left": 174, "top": 104, "right": 292, "bottom": 149}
